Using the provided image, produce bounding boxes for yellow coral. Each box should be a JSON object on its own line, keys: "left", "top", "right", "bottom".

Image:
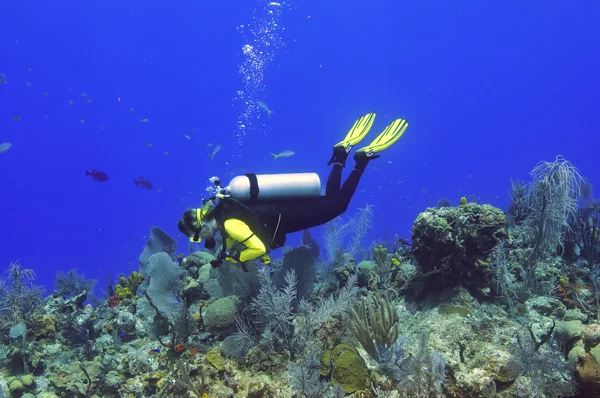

{"left": 460, "top": 196, "right": 467, "bottom": 206}
{"left": 391, "top": 258, "right": 400, "bottom": 267}
{"left": 117, "top": 271, "right": 145, "bottom": 299}
{"left": 207, "top": 348, "right": 225, "bottom": 371}
{"left": 128, "top": 271, "right": 144, "bottom": 292}
{"left": 115, "top": 284, "right": 133, "bottom": 299}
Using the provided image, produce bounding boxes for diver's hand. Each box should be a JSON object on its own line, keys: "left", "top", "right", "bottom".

{"left": 226, "top": 249, "right": 241, "bottom": 263}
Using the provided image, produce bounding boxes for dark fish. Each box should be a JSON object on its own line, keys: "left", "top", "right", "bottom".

{"left": 85, "top": 169, "right": 109, "bottom": 182}
{"left": 134, "top": 176, "right": 153, "bottom": 189}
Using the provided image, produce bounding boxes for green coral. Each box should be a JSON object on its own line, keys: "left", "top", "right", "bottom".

{"left": 207, "top": 348, "right": 225, "bottom": 371}
{"left": 204, "top": 296, "right": 239, "bottom": 332}
{"left": 117, "top": 271, "right": 145, "bottom": 298}
{"left": 115, "top": 284, "right": 133, "bottom": 299}
{"left": 373, "top": 244, "right": 388, "bottom": 265}
{"left": 320, "top": 344, "right": 368, "bottom": 393}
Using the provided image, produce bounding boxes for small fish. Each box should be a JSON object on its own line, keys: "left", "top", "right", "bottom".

{"left": 145, "top": 142, "right": 153, "bottom": 147}
{"left": 0, "top": 78, "right": 7, "bottom": 84}
{"left": 79, "top": 119, "right": 85, "bottom": 124}
{"left": 134, "top": 176, "right": 153, "bottom": 189}
{"left": 86, "top": 99, "right": 92, "bottom": 104}
{"left": 148, "top": 348, "right": 161, "bottom": 355}
{"left": 0, "top": 142, "right": 13, "bottom": 154}
{"left": 85, "top": 169, "right": 109, "bottom": 182}
{"left": 67, "top": 100, "right": 74, "bottom": 105}
{"left": 270, "top": 150, "right": 295, "bottom": 161}
{"left": 25, "top": 81, "right": 31, "bottom": 87}
{"left": 119, "top": 331, "right": 126, "bottom": 337}
{"left": 156, "top": 188, "right": 162, "bottom": 193}
{"left": 140, "top": 118, "right": 149, "bottom": 123}
{"left": 210, "top": 145, "right": 222, "bottom": 161}
{"left": 257, "top": 101, "right": 274, "bottom": 117}
{"left": 99, "top": 125, "right": 104, "bottom": 130}
{"left": 42, "top": 91, "right": 48, "bottom": 96}
{"left": 129, "top": 108, "right": 135, "bottom": 112}
{"left": 191, "top": 128, "right": 196, "bottom": 132}
{"left": 13, "top": 115, "right": 21, "bottom": 121}
{"left": 183, "top": 135, "right": 191, "bottom": 140}
{"left": 80, "top": 92, "right": 87, "bottom": 97}
{"left": 164, "top": 151, "right": 170, "bottom": 156}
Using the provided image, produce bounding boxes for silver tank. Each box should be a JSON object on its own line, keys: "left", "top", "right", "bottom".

{"left": 226, "top": 173, "right": 321, "bottom": 201}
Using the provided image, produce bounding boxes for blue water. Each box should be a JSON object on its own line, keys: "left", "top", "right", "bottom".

{"left": 1, "top": 1, "right": 598, "bottom": 294}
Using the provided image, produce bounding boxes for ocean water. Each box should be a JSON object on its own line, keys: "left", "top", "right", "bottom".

{"left": 0, "top": 0, "right": 598, "bottom": 300}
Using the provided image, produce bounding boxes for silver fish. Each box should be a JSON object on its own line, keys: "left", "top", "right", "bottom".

{"left": 257, "top": 101, "right": 274, "bottom": 117}
{"left": 270, "top": 150, "right": 294, "bottom": 161}
{"left": 0, "top": 142, "right": 12, "bottom": 154}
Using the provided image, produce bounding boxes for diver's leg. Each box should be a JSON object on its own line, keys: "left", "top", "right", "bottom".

{"left": 325, "top": 146, "right": 348, "bottom": 195}
{"left": 338, "top": 156, "right": 370, "bottom": 209}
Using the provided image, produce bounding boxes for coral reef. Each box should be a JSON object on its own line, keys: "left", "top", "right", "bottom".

{"left": 2, "top": 157, "right": 600, "bottom": 397}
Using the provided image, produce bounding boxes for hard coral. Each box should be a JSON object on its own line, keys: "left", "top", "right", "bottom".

{"left": 576, "top": 354, "right": 600, "bottom": 395}
{"left": 411, "top": 203, "right": 507, "bottom": 294}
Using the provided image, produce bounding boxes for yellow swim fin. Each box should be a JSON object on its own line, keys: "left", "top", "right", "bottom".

{"left": 334, "top": 112, "right": 376, "bottom": 150}
{"left": 355, "top": 118, "right": 408, "bottom": 159}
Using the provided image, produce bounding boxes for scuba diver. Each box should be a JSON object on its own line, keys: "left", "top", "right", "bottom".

{"left": 178, "top": 112, "right": 408, "bottom": 271}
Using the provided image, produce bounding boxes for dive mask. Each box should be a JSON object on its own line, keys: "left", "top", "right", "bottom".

{"left": 189, "top": 208, "right": 204, "bottom": 243}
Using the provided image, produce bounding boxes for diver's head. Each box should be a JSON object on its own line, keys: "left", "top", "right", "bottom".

{"left": 178, "top": 202, "right": 215, "bottom": 239}
{"left": 178, "top": 209, "right": 202, "bottom": 240}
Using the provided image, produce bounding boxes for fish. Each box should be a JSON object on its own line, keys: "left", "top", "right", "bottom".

{"left": 42, "top": 91, "right": 48, "bottom": 96}
{"left": 145, "top": 142, "right": 153, "bottom": 147}
{"left": 129, "top": 108, "right": 135, "bottom": 112}
{"left": 140, "top": 118, "right": 149, "bottom": 123}
{"left": 25, "top": 81, "right": 31, "bottom": 87}
{"left": 86, "top": 99, "right": 92, "bottom": 104}
{"left": 183, "top": 135, "right": 191, "bottom": 140}
{"left": 134, "top": 177, "right": 153, "bottom": 189}
{"left": 0, "top": 78, "right": 7, "bottom": 84}
{"left": 257, "top": 101, "right": 274, "bottom": 117}
{"left": 0, "top": 142, "right": 13, "bottom": 154}
{"left": 80, "top": 92, "right": 87, "bottom": 97}
{"left": 13, "top": 115, "right": 21, "bottom": 121}
{"left": 67, "top": 101, "right": 74, "bottom": 105}
{"left": 86, "top": 169, "right": 109, "bottom": 182}
{"left": 210, "top": 145, "right": 222, "bottom": 161}
{"left": 270, "top": 150, "right": 295, "bottom": 161}
{"left": 79, "top": 119, "right": 85, "bottom": 124}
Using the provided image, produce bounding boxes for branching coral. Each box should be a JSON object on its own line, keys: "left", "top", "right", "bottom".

{"left": 349, "top": 293, "right": 398, "bottom": 359}
{"left": 0, "top": 261, "right": 44, "bottom": 329}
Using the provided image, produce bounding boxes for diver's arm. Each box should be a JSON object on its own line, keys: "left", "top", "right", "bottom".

{"left": 223, "top": 219, "right": 266, "bottom": 262}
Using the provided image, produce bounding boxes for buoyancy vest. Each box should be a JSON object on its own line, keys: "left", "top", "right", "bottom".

{"left": 211, "top": 197, "right": 286, "bottom": 255}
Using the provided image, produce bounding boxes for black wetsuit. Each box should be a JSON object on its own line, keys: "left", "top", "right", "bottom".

{"left": 244, "top": 161, "right": 365, "bottom": 249}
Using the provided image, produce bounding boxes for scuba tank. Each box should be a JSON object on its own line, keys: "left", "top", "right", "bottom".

{"left": 215, "top": 173, "right": 321, "bottom": 202}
